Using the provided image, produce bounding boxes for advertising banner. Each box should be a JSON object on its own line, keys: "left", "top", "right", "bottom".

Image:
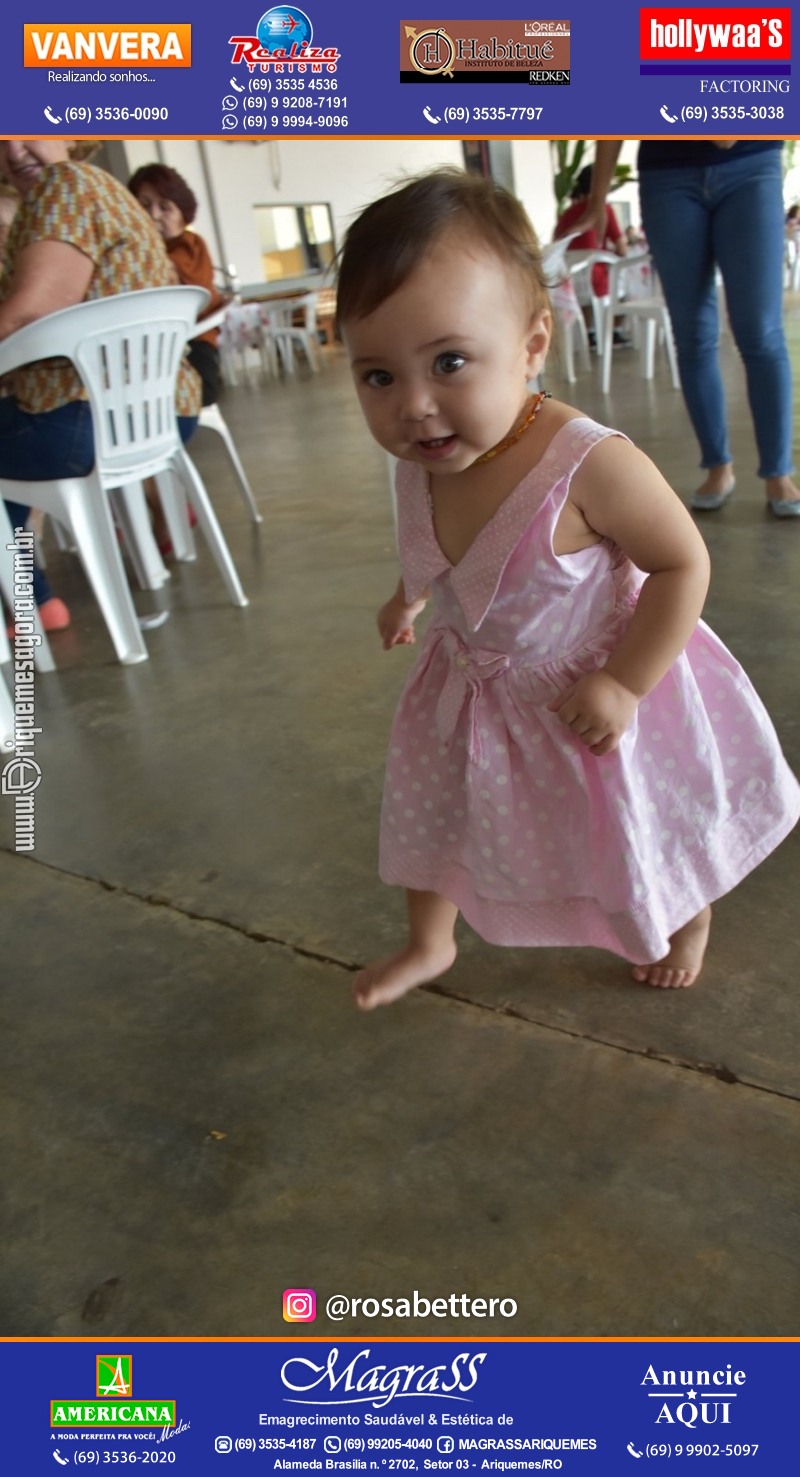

{"left": 0, "top": 4, "right": 797, "bottom": 1477}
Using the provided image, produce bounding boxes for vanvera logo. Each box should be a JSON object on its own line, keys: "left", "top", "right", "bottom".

{"left": 281, "top": 1349, "right": 487, "bottom": 1409}
{"left": 23, "top": 23, "right": 192, "bottom": 67}
{"left": 640, "top": 8, "right": 791, "bottom": 61}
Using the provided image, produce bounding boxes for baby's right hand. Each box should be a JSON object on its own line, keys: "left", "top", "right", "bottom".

{"left": 377, "top": 590, "right": 427, "bottom": 650}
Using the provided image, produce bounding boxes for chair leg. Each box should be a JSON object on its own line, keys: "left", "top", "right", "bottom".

{"left": 64, "top": 479, "right": 149, "bottom": 664}
{"left": 198, "top": 409, "right": 262, "bottom": 524}
{"left": 173, "top": 451, "right": 248, "bottom": 608}
{"left": 600, "top": 302, "right": 614, "bottom": 394}
{"left": 642, "top": 319, "right": 657, "bottom": 379}
{"left": 663, "top": 317, "right": 681, "bottom": 390}
{"left": 562, "top": 317, "right": 576, "bottom": 384}
{"left": 110, "top": 483, "right": 171, "bottom": 590}
{"left": 0, "top": 498, "right": 55, "bottom": 672}
{"left": 574, "top": 312, "right": 592, "bottom": 371}
{"left": 154, "top": 470, "right": 196, "bottom": 563}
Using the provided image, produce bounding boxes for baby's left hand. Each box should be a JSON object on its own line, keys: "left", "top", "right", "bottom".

{"left": 547, "top": 670, "right": 639, "bottom": 756}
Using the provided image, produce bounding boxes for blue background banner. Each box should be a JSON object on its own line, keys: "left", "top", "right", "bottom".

{"left": 1, "top": 1339, "right": 798, "bottom": 1475}
{"left": 0, "top": 1, "right": 795, "bottom": 137}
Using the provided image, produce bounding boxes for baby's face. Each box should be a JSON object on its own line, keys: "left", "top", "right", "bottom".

{"left": 341, "top": 236, "right": 550, "bottom": 473}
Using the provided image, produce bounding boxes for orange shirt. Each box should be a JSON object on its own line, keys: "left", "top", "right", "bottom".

{"left": 166, "top": 231, "right": 225, "bottom": 347}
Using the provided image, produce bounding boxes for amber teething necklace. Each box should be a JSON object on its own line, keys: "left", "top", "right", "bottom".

{"left": 474, "top": 390, "right": 551, "bottom": 465}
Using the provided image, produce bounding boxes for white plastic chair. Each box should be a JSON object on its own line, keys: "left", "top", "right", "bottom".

{"left": 542, "top": 234, "right": 591, "bottom": 384}
{"left": 565, "top": 248, "right": 616, "bottom": 350}
{"left": 190, "top": 305, "right": 262, "bottom": 525}
{"left": 784, "top": 234, "right": 800, "bottom": 292}
{"left": 598, "top": 254, "right": 680, "bottom": 395}
{"left": 266, "top": 292, "right": 320, "bottom": 375}
{"left": 0, "top": 287, "right": 247, "bottom": 665}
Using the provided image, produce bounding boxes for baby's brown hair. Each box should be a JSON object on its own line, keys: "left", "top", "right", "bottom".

{"left": 336, "top": 167, "right": 548, "bottom": 327}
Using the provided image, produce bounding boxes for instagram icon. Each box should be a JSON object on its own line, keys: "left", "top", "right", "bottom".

{"left": 283, "top": 1288, "right": 316, "bottom": 1322}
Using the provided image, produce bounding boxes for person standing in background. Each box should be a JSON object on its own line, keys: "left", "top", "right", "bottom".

{"left": 582, "top": 140, "right": 799, "bottom": 517}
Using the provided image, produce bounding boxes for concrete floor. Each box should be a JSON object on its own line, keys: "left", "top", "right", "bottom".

{"left": 2, "top": 306, "right": 799, "bottom": 1338}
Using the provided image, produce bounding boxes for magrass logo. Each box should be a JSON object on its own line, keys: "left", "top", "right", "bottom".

{"left": 50, "top": 1354, "right": 176, "bottom": 1429}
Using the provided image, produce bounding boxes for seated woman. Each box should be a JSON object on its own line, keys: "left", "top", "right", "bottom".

{"left": 0, "top": 138, "right": 201, "bottom": 631}
{"left": 128, "top": 162, "right": 225, "bottom": 407}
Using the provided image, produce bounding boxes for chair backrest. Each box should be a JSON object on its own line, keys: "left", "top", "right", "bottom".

{"left": 0, "top": 287, "right": 209, "bottom": 486}
{"left": 541, "top": 232, "right": 582, "bottom": 288}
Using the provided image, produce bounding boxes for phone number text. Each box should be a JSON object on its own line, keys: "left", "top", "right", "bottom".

{"left": 439, "top": 106, "right": 544, "bottom": 123}
{"left": 641, "top": 1444, "right": 759, "bottom": 1458}
{"left": 63, "top": 107, "right": 168, "bottom": 122}
{"left": 679, "top": 105, "right": 784, "bottom": 121}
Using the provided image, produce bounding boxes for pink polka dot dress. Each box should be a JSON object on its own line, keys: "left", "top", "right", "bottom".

{"left": 380, "top": 418, "right": 800, "bottom": 964}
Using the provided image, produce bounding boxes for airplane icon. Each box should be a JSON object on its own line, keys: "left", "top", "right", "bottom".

{"left": 282, "top": 16, "right": 300, "bottom": 32}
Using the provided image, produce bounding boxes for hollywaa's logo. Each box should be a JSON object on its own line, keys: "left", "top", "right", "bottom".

{"left": 639, "top": 8, "right": 791, "bottom": 62}
{"left": 229, "top": 6, "right": 340, "bottom": 74}
{"left": 281, "top": 1347, "right": 487, "bottom": 1410}
{"left": 50, "top": 1354, "right": 177, "bottom": 1430}
{"left": 642, "top": 1360, "right": 747, "bottom": 1429}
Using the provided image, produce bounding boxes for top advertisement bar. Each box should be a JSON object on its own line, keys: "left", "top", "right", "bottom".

{"left": 0, "top": 1, "right": 796, "bottom": 136}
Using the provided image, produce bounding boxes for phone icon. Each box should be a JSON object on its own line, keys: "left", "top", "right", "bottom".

{"left": 660, "top": 105, "right": 678, "bottom": 123}
{"left": 423, "top": 106, "right": 441, "bottom": 125}
{"left": 44, "top": 106, "right": 63, "bottom": 125}
{"left": 626, "top": 1442, "right": 643, "bottom": 1459}
{"left": 229, "top": 76, "right": 245, "bottom": 92}
{"left": 53, "top": 1453, "right": 70, "bottom": 1467}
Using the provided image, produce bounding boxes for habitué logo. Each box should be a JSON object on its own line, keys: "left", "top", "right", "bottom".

{"left": 400, "top": 18, "right": 571, "bottom": 86}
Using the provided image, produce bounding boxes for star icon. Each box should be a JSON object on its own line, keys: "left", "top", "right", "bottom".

{"left": 686, "top": 1389, "right": 697, "bottom": 1401}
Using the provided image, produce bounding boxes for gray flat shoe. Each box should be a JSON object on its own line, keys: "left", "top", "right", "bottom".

{"left": 689, "top": 483, "right": 735, "bottom": 511}
{"left": 767, "top": 497, "right": 800, "bottom": 518}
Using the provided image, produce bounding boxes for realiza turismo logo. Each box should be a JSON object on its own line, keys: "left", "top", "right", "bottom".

{"left": 50, "top": 1354, "right": 177, "bottom": 1429}
{"left": 229, "top": 7, "right": 340, "bottom": 74}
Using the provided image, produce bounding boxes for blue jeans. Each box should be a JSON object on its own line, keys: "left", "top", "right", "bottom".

{"left": 1, "top": 398, "right": 197, "bottom": 605}
{"left": 639, "top": 148, "right": 793, "bottom": 478}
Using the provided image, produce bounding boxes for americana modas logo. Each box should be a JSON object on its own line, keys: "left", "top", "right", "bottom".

{"left": 50, "top": 1354, "right": 176, "bottom": 1429}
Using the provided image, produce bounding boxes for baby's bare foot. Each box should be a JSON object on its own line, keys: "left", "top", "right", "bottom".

{"left": 632, "top": 905, "right": 712, "bottom": 989}
{"left": 353, "top": 940, "right": 457, "bottom": 1010}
